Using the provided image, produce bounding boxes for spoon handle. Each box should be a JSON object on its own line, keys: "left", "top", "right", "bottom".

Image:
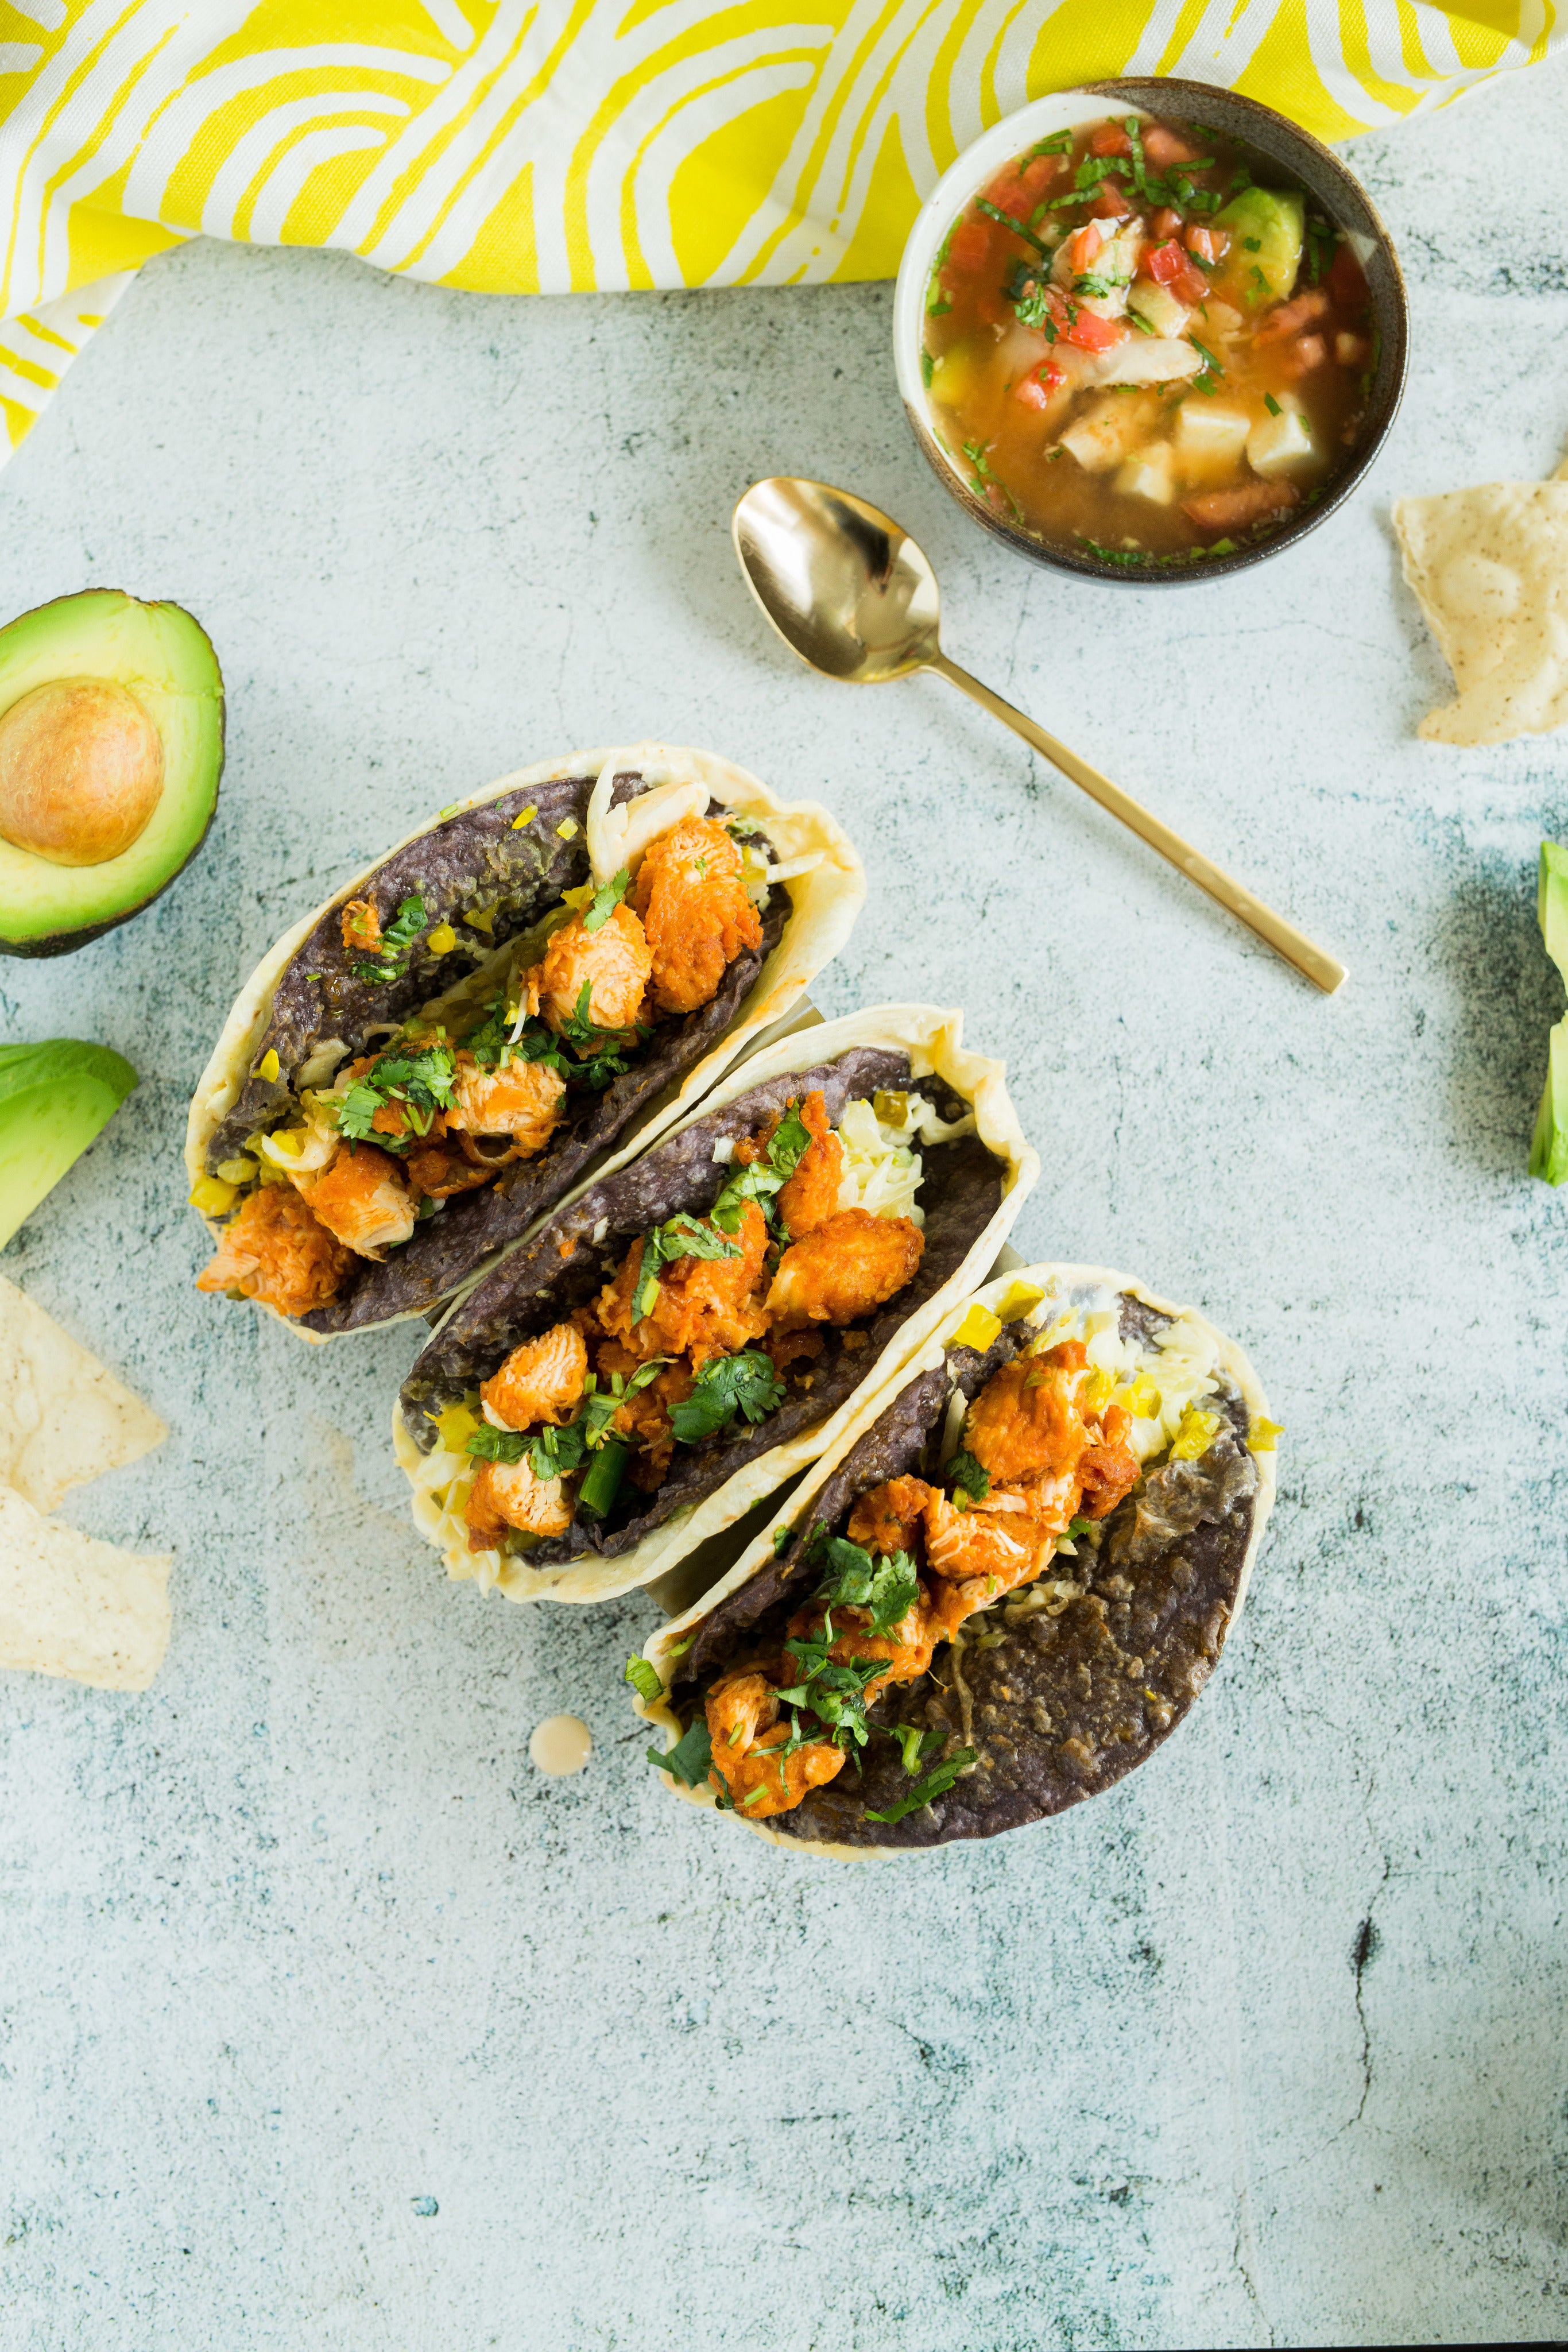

{"left": 928, "top": 651, "right": 1346, "bottom": 995}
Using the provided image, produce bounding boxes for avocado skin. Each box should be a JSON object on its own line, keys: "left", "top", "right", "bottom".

{"left": 0, "top": 589, "right": 224, "bottom": 958}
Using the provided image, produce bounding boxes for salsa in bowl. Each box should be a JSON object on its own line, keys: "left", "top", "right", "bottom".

{"left": 893, "top": 81, "right": 1406, "bottom": 583}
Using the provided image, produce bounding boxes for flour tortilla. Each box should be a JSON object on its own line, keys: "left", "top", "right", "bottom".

{"left": 0, "top": 1275, "right": 167, "bottom": 1511}
{"left": 185, "top": 742, "right": 864, "bottom": 1340}
{"left": 1393, "top": 481, "right": 1568, "bottom": 747}
{"left": 637, "top": 1260, "right": 1275, "bottom": 1858}
{"left": 395, "top": 1004, "right": 1037, "bottom": 1607}
{"left": 0, "top": 1483, "right": 171, "bottom": 1690}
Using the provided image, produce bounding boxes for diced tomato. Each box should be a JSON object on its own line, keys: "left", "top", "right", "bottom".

{"left": 1013, "top": 360, "right": 1067, "bottom": 409}
{"left": 1151, "top": 207, "right": 1183, "bottom": 239}
{"left": 1066, "top": 222, "right": 1103, "bottom": 273}
{"left": 1143, "top": 125, "right": 1203, "bottom": 168}
{"left": 1326, "top": 239, "right": 1369, "bottom": 312}
{"left": 1089, "top": 124, "right": 1132, "bottom": 157}
{"left": 946, "top": 215, "right": 991, "bottom": 276}
{"left": 1065, "top": 307, "right": 1124, "bottom": 352}
{"left": 1185, "top": 225, "right": 1228, "bottom": 262}
{"left": 981, "top": 153, "right": 1057, "bottom": 222}
{"left": 1172, "top": 260, "right": 1210, "bottom": 306}
{"left": 1090, "top": 181, "right": 1133, "bottom": 219}
{"left": 1145, "top": 239, "right": 1185, "bottom": 285}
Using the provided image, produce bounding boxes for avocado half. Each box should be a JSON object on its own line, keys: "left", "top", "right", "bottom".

{"left": 0, "top": 590, "right": 223, "bottom": 957}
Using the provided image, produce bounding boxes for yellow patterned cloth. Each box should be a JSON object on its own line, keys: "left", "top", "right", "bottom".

{"left": 0, "top": 1, "right": 1557, "bottom": 457}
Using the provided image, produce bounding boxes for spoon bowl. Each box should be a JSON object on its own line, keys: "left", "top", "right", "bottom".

{"left": 733, "top": 478, "right": 940, "bottom": 683}
{"left": 732, "top": 475, "right": 1346, "bottom": 994}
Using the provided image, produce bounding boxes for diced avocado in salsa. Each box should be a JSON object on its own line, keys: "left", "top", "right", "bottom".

{"left": 1213, "top": 188, "right": 1304, "bottom": 306}
{"left": 1528, "top": 841, "right": 1568, "bottom": 1186}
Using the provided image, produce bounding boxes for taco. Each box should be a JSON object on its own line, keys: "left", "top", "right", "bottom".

{"left": 632, "top": 1262, "right": 1276, "bottom": 1854}
{"left": 185, "top": 744, "right": 861, "bottom": 1339}
{"left": 394, "top": 1007, "right": 1037, "bottom": 1605}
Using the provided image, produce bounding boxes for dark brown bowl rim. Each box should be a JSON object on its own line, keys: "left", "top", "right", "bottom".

{"left": 900, "top": 75, "right": 1410, "bottom": 587}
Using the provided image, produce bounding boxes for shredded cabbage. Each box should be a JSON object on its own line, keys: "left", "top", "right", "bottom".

{"left": 834, "top": 1096, "right": 926, "bottom": 1227}
{"left": 1028, "top": 1290, "right": 1221, "bottom": 1464}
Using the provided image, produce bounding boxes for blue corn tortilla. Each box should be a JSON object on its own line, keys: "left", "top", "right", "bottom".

{"left": 400, "top": 1046, "right": 1007, "bottom": 1562}
{"left": 664, "top": 1293, "right": 1260, "bottom": 1849}
{"left": 204, "top": 767, "right": 787, "bottom": 1330}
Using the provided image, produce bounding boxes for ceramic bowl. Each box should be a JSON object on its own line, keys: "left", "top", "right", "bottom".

{"left": 892, "top": 77, "right": 1408, "bottom": 586}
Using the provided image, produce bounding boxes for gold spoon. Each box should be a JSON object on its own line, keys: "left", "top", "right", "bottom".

{"left": 732, "top": 476, "right": 1346, "bottom": 995}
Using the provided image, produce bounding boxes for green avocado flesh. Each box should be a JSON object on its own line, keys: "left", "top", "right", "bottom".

{"left": 0, "top": 1040, "right": 138, "bottom": 1247}
{"left": 1529, "top": 841, "right": 1568, "bottom": 1186}
{"left": 1213, "top": 187, "right": 1304, "bottom": 307}
{"left": 0, "top": 589, "right": 223, "bottom": 957}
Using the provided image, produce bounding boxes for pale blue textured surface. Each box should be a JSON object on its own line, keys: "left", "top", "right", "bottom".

{"left": 1, "top": 61, "right": 1566, "bottom": 2351}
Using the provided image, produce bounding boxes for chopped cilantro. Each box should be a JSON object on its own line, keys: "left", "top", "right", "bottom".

{"left": 772, "top": 1524, "right": 794, "bottom": 1557}
{"left": 1188, "top": 335, "right": 1222, "bottom": 378}
{"left": 527, "top": 1419, "right": 590, "bottom": 1482}
{"left": 887, "top": 1723, "right": 947, "bottom": 1775}
{"left": 809, "top": 1533, "right": 919, "bottom": 1633}
{"left": 920, "top": 349, "right": 934, "bottom": 388}
{"left": 648, "top": 1716, "right": 713, "bottom": 1786}
{"left": 336, "top": 1040, "right": 456, "bottom": 1144}
{"left": 1264, "top": 392, "right": 1282, "bottom": 417}
{"left": 624, "top": 1655, "right": 663, "bottom": 1702}
{"left": 349, "top": 893, "right": 427, "bottom": 985}
{"left": 773, "top": 1619, "right": 887, "bottom": 1749}
{"left": 710, "top": 1104, "right": 812, "bottom": 1235}
{"left": 582, "top": 867, "right": 630, "bottom": 934}
{"left": 1029, "top": 129, "right": 1073, "bottom": 157}
{"left": 466, "top": 1423, "right": 529, "bottom": 1465}
{"left": 946, "top": 1448, "right": 990, "bottom": 1501}
{"left": 974, "top": 196, "right": 1049, "bottom": 258}
{"left": 631, "top": 1212, "right": 743, "bottom": 1322}
{"left": 1243, "top": 235, "right": 1262, "bottom": 253}
{"left": 865, "top": 1746, "right": 977, "bottom": 1824}
{"left": 668, "top": 1349, "right": 785, "bottom": 1444}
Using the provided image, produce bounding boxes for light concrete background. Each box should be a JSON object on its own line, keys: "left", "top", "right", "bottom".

{"left": 1, "top": 57, "right": 1565, "bottom": 2352}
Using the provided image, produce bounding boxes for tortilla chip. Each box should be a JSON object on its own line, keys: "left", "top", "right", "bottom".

{"left": 1393, "top": 482, "right": 1568, "bottom": 747}
{"left": 0, "top": 1483, "right": 171, "bottom": 1690}
{"left": 0, "top": 1275, "right": 167, "bottom": 1512}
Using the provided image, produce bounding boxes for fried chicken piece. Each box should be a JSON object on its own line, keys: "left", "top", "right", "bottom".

{"left": 598, "top": 1200, "right": 771, "bottom": 1369}
{"left": 464, "top": 1457, "right": 573, "bottom": 1551}
{"left": 921, "top": 1491, "right": 1062, "bottom": 1639}
{"left": 446, "top": 1053, "right": 566, "bottom": 1154}
{"left": 481, "top": 1320, "right": 589, "bottom": 1433}
{"left": 846, "top": 1474, "right": 939, "bottom": 1559}
{"left": 703, "top": 1669, "right": 846, "bottom": 1819}
{"left": 526, "top": 902, "right": 652, "bottom": 1035}
{"left": 1076, "top": 1402, "right": 1140, "bottom": 1520}
{"left": 764, "top": 1208, "right": 923, "bottom": 1333}
{"left": 630, "top": 817, "right": 762, "bottom": 1015}
{"left": 297, "top": 1142, "right": 415, "bottom": 1258}
{"left": 403, "top": 1140, "right": 493, "bottom": 1200}
{"left": 614, "top": 1361, "right": 698, "bottom": 1489}
{"left": 195, "top": 1184, "right": 351, "bottom": 1317}
{"left": 774, "top": 1091, "right": 843, "bottom": 1240}
{"left": 785, "top": 1594, "right": 940, "bottom": 1701}
{"left": 764, "top": 1328, "right": 823, "bottom": 1376}
{"left": 340, "top": 899, "right": 381, "bottom": 954}
{"left": 962, "top": 1341, "right": 1093, "bottom": 1487}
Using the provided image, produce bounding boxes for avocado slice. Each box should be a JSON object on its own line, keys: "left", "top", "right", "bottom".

{"left": 1213, "top": 188, "right": 1304, "bottom": 308}
{"left": 0, "top": 590, "right": 223, "bottom": 958}
{"left": 1528, "top": 842, "right": 1568, "bottom": 1185}
{"left": 0, "top": 1040, "right": 138, "bottom": 1247}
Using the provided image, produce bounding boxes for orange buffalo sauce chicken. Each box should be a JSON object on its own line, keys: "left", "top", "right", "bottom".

{"left": 460, "top": 1090, "right": 926, "bottom": 1554}
{"left": 197, "top": 817, "right": 762, "bottom": 1317}
{"left": 703, "top": 1342, "right": 1141, "bottom": 1820}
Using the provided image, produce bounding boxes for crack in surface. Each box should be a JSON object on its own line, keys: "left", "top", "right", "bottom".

{"left": 1351, "top": 1852, "right": 1392, "bottom": 2127}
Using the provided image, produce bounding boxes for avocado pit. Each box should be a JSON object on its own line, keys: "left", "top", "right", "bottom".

{"left": 0, "top": 676, "right": 165, "bottom": 866}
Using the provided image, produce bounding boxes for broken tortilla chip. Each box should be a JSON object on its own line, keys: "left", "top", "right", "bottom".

{"left": 0, "top": 1484, "right": 171, "bottom": 1690}
{"left": 1393, "top": 481, "right": 1568, "bottom": 748}
{"left": 0, "top": 1275, "right": 167, "bottom": 1513}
